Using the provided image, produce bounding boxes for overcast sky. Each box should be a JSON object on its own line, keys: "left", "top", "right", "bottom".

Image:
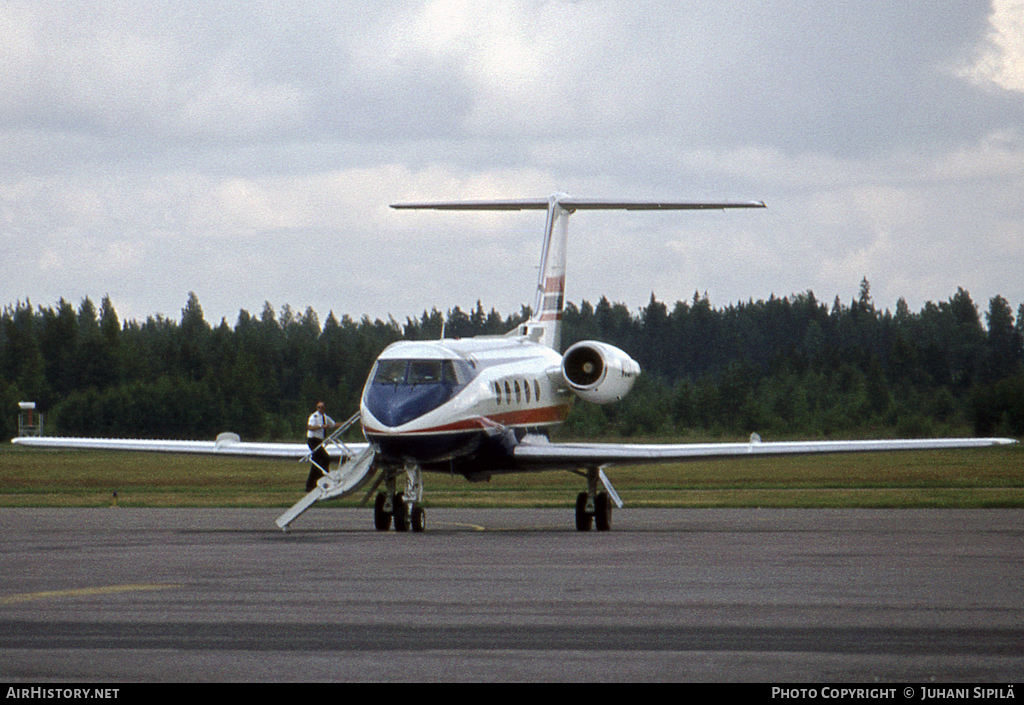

{"left": 2, "top": 0, "right": 1023, "bottom": 330}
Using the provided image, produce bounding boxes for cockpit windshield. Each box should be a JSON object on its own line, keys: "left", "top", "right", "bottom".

{"left": 365, "top": 355, "right": 478, "bottom": 428}
{"left": 373, "top": 359, "right": 409, "bottom": 385}
{"left": 409, "top": 360, "right": 451, "bottom": 385}
{"left": 373, "top": 359, "right": 465, "bottom": 386}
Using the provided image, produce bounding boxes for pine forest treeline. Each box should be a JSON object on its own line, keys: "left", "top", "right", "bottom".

{"left": 2, "top": 281, "right": 1023, "bottom": 442}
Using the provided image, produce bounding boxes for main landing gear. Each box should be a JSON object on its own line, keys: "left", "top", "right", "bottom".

{"left": 373, "top": 462, "right": 425, "bottom": 532}
{"left": 574, "top": 467, "right": 621, "bottom": 532}
{"left": 575, "top": 491, "right": 613, "bottom": 531}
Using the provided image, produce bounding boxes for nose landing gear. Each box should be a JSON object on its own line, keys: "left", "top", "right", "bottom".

{"left": 373, "top": 463, "right": 426, "bottom": 532}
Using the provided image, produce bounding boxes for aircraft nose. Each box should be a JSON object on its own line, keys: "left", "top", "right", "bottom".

{"left": 364, "top": 383, "right": 455, "bottom": 428}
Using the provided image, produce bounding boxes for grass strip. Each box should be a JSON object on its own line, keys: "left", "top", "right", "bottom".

{"left": 1, "top": 442, "right": 1020, "bottom": 509}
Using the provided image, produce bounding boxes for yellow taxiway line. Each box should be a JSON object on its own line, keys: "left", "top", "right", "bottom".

{"left": 0, "top": 584, "right": 183, "bottom": 605}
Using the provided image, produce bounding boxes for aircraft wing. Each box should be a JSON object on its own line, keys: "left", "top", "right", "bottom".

{"left": 10, "top": 435, "right": 368, "bottom": 460}
{"left": 512, "top": 436, "right": 1017, "bottom": 467}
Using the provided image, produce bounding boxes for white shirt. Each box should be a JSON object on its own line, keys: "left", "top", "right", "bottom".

{"left": 307, "top": 411, "right": 335, "bottom": 439}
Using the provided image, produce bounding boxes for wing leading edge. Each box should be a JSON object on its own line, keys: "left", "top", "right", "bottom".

{"left": 10, "top": 435, "right": 367, "bottom": 459}
{"left": 513, "top": 436, "right": 1017, "bottom": 467}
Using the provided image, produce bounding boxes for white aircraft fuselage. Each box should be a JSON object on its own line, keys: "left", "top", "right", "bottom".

{"left": 360, "top": 336, "right": 571, "bottom": 477}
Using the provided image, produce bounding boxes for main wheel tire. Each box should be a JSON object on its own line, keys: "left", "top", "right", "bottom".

{"left": 595, "top": 492, "right": 612, "bottom": 532}
{"left": 411, "top": 504, "right": 425, "bottom": 532}
{"left": 575, "top": 491, "right": 592, "bottom": 531}
{"left": 374, "top": 493, "right": 392, "bottom": 531}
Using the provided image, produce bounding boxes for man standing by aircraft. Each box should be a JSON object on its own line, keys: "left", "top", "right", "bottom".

{"left": 306, "top": 402, "right": 340, "bottom": 491}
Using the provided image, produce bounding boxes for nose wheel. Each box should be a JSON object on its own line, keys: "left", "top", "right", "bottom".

{"left": 373, "top": 462, "right": 425, "bottom": 532}
{"left": 373, "top": 492, "right": 392, "bottom": 531}
{"left": 410, "top": 503, "right": 426, "bottom": 532}
{"left": 374, "top": 492, "right": 426, "bottom": 532}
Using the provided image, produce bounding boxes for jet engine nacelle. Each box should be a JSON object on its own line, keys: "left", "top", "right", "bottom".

{"left": 560, "top": 341, "right": 641, "bottom": 404}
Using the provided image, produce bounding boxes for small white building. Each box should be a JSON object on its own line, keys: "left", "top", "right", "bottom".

{"left": 17, "top": 402, "right": 43, "bottom": 437}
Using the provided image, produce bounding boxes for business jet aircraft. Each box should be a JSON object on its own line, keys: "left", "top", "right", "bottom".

{"left": 12, "top": 193, "right": 1016, "bottom": 532}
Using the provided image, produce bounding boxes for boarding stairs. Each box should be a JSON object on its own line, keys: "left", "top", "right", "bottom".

{"left": 275, "top": 412, "right": 377, "bottom": 531}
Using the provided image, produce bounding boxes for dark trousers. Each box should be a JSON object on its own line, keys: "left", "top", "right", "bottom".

{"left": 306, "top": 438, "right": 331, "bottom": 491}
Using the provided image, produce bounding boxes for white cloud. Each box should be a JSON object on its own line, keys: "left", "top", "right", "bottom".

{"left": 961, "top": 0, "right": 1024, "bottom": 93}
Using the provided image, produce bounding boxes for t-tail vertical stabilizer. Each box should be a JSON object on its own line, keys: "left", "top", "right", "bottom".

{"left": 530, "top": 193, "right": 571, "bottom": 350}
{"left": 390, "top": 194, "right": 766, "bottom": 350}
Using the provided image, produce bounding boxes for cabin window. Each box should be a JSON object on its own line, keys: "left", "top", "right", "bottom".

{"left": 524, "top": 379, "right": 531, "bottom": 403}
{"left": 495, "top": 382, "right": 502, "bottom": 405}
{"left": 504, "top": 381, "right": 512, "bottom": 405}
{"left": 534, "top": 380, "right": 541, "bottom": 401}
{"left": 514, "top": 380, "right": 521, "bottom": 403}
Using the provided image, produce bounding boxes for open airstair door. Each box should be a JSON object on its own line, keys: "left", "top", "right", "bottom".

{"left": 275, "top": 445, "right": 377, "bottom": 531}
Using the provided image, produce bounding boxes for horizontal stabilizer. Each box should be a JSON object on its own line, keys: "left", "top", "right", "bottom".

{"left": 391, "top": 197, "right": 766, "bottom": 211}
{"left": 391, "top": 199, "right": 550, "bottom": 210}
{"left": 555, "top": 199, "right": 765, "bottom": 211}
